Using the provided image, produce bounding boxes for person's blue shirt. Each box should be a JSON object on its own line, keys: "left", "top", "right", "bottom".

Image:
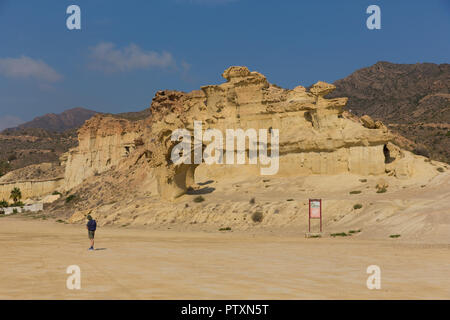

{"left": 87, "top": 220, "right": 97, "bottom": 231}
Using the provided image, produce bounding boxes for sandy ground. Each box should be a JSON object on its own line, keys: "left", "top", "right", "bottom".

{"left": 0, "top": 217, "right": 449, "bottom": 300}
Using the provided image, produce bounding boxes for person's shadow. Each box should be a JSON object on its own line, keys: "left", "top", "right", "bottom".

{"left": 95, "top": 248, "right": 107, "bottom": 251}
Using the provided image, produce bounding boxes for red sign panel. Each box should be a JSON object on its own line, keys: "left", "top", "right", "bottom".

{"left": 309, "top": 199, "right": 321, "bottom": 218}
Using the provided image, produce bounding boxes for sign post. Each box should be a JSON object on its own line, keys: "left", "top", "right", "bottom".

{"left": 308, "top": 198, "right": 322, "bottom": 235}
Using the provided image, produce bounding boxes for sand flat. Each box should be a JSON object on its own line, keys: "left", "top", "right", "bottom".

{"left": 0, "top": 217, "right": 449, "bottom": 299}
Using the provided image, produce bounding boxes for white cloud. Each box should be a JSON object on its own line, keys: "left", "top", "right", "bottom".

{"left": 89, "top": 42, "right": 176, "bottom": 73}
{"left": 0, "top": 115, "right": 24, "bottom": 131}
{"left": 0, "top": 56, "right": 62, "bottom": 82}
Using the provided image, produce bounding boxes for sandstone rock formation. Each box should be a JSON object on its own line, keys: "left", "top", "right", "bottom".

{"left": 360, "top": 115, "right": 376, "bottom": 129}
{"left": 60, "top": 66, "right": 425, "bottom": 201}
{"left": 63, "top": 115, "right": 144, "bottom": 190}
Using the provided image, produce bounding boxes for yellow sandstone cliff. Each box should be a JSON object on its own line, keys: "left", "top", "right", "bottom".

{"left": 60, "top": 66, "right": 431, "bottom": 201}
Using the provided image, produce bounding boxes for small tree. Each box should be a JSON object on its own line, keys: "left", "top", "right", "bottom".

{"left": 10, "top": 187, "right": 22, "bottom": 204}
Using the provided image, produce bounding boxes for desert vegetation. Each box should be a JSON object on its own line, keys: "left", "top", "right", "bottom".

{"left": 193, "top": 196, "right": 205, "bottom": 203}
{"left": 9, "top": 187, "right": 22, "bottom": 204}
{"left": 251, "top": 211, "right": 264, "bottom": 223}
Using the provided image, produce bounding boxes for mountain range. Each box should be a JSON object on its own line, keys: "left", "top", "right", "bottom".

{"left": 2, "top": 107, "right": 98, "bottom": 134}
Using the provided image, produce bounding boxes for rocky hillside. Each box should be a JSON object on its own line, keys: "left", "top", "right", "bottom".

{"left": 0, "top": 107, "right": 97, "bottom": 177}
{"left": 0, "top": 129, "right": 77, "bottom": 177}
{"left": 329, "top": 61, "right": 450, "bottom": 163}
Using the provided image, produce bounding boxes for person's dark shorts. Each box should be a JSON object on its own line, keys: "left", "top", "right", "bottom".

{"left": 88, "top": 230, "right": 95, "bottom": 239}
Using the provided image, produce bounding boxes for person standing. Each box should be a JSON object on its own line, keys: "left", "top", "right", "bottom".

{"left": 86, "top": 215, "right": 97, "bottom": 250}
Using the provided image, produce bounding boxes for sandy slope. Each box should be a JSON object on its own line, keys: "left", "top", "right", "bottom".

{"left": 0, "top": 217, "right": 449, "bottom": 299}
{"left": 65, "top": 167, "right": 450, "bottom": 244}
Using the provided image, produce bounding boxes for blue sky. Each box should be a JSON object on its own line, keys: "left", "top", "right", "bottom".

{"left": 0, "top": 0, "right": 449, "bottom": 129}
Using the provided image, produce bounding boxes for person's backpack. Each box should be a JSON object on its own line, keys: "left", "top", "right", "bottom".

{"left": 88, "top": 220, "right": 97, "bottom": 231}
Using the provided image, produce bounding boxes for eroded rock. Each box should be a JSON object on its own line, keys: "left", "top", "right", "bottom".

{"left": 59, "top": 66, "right": 400, "bottom": 200}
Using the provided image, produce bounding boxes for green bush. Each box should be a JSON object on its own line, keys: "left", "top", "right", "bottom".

{"left": 376, "top": 187, "right": 387, "bottom": 193}
{"left": 0, "top": 200, "right": 9, "bottom": 208}
{"left": 52, "top": 191, "right": 63, "bottom": 196}
{"left": 65, "top": 195, "right": 77, "bottom": 203}
{"left": 219, "top": 227, "right": 232, "bottom": 231}
{"left": 353, "top": 204, "right": 363, "bottom": 210}
{"left": 193, "top": 196, "right": 205, "bottom": 203}
{"left": 389, "top": 234, "right": 401, "bottom": 238}
{"left": 437, "top": 167, "right": 445, "bottom": 173}
{"left": 349, "top": 190, "right": 362, "bottom": 195}
{"left": 331, "top": 232, "right": 348, "bottom": 237}
{"left": 251, "top": 211, "right": 263, "bottom": 223}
